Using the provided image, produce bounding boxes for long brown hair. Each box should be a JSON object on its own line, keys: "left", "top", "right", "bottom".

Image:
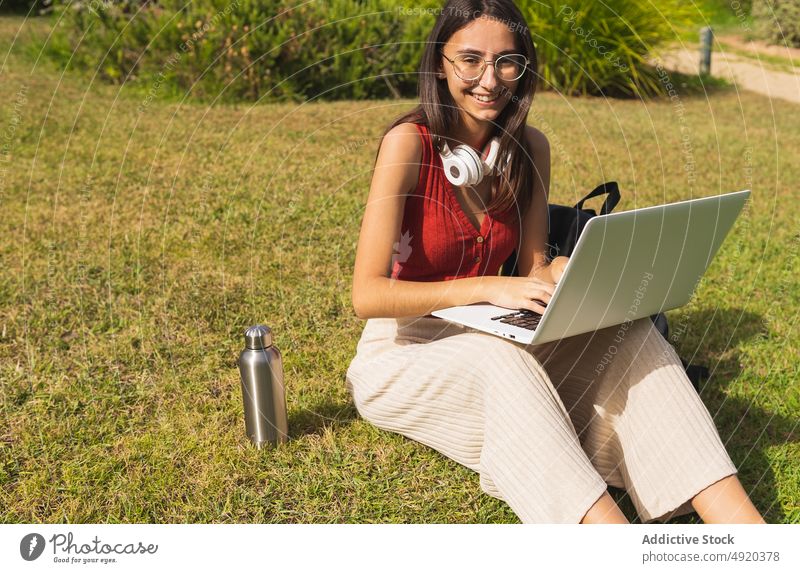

{"left": 377, "top": 0, "right": 538, "bottom": 220}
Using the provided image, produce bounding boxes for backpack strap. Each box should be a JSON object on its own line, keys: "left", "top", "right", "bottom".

{"left": 573, "top": 181, "right": 621, "bottom": 215}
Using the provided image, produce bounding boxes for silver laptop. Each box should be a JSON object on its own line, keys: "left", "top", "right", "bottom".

{"left": 431, "top": 189, "right": 751, "bottom": 345}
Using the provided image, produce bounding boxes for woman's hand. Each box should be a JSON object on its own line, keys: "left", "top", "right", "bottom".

{"left": 549, "top": 256, "right": 570, "bottom": 284}
{"left": 486, "top": 276, "right": 556, "bottom": 314}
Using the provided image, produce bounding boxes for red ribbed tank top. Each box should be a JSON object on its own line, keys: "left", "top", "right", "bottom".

{"left": 390, "top": 123, "right": 520, "bottom": 282}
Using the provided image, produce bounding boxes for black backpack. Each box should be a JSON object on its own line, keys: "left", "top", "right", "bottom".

{"left": 500, "top": 182, "right": 709, "bottom": 391}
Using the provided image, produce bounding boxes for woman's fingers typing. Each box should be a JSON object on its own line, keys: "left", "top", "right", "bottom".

{"left": 527, "top": 299, "right": 548, "bottom": 314}
{"left": 526, "top": 278, "right": 554, "bottom": 313}
{"left": 486, "top": 276, "right": 557, "bottom": 313}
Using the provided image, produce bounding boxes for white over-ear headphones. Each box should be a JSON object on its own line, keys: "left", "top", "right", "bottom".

{"left": 439, "top": 137, "right": 510, "bottom": 187}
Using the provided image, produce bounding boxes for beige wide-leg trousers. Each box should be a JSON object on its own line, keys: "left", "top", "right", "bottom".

{"left": 345, "top": 315, "right": 738, "bottom": 523}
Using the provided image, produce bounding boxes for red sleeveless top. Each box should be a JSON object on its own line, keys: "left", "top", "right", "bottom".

{"left": 390, "top": 123, "right": 520, "bottom": 282}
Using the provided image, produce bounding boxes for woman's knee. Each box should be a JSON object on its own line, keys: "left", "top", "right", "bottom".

{"left": 593, "top": 318, "right": 677, "bottom": 380}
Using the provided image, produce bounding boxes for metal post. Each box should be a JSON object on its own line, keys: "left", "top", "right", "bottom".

{"left": 699, "top": 26, "right": 713, "bottom": 75}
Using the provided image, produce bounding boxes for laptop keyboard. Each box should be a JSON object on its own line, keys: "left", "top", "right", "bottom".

{"left": 490, "top": 309, "right": 543, "bottom": 331}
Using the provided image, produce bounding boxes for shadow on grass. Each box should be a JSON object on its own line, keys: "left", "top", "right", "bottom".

{"left": 288, "top": 399, "right": 358, "bottom": 439}
{"left": 612, "top": 393, "right": 798, "bottom": 524}
{"left": 612, "top": 307, "right": 798, "bottom": 524}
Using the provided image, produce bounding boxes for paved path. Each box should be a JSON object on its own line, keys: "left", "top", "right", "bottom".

{"left": 655, "top": 39, "right": 800, "bottom": 105}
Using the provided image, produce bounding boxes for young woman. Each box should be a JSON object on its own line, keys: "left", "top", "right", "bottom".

{"left": 346, "top": 0, "right": 765, "bottom": 524}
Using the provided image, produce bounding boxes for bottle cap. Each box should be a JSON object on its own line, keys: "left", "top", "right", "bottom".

{"left": 244, "top": 325, "right": 273, "bottom": 349}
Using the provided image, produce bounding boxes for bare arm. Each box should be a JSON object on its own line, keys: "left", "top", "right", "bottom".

{"left": 354, "top": 275, "right": 500, "bottom": 319}
{"left": 351, "top": 123, "right": 504, "bottom": 319}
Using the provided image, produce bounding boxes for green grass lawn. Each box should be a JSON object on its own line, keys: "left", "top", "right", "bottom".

{"left": 1, "top": 15, "right": 798, "bottom": 524}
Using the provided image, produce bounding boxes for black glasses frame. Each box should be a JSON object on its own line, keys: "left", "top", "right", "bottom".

{"left": 440, "top": 50, "right": 530, "bottom": 81}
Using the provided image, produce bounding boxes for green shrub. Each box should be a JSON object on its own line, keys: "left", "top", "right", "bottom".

{"left": 46, "top": 0, "right": 439, "bottom": 102}
{"left": 44, "top": 0, "right": 697, "bottom": 101}
{"left": 752, "top": 0, "right": 800, "bottom": 47}
{"left": 520, "top": 0, "right": 695, "bottom": 96}
{"left": 1, "top": 0, "right": 50, "bottom": 13}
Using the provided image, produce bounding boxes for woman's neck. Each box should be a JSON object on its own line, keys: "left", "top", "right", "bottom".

{"left": 448, "top": 117, "right": 494, "bottom": 151}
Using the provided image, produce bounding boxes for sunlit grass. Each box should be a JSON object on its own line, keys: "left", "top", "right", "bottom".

{"left": 1, "top": 14, "right": 798, "bottom": 524}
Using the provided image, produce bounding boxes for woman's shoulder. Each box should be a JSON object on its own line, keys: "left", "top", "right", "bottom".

{"left": 379, "top": 121, "right": 425, "bottom": 167}
{"left": 523, "top": 124, "right": 550, "bottom": 156}
{"left": 374, "top": 122, "right": 426, "bottom": 198}
{"left": 384, "top": 121, "right": 425, "bottom": 149}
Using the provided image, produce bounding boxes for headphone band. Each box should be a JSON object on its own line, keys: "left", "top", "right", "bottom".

{"left": 438, "top": 134, "right": 511, "bottom": 186}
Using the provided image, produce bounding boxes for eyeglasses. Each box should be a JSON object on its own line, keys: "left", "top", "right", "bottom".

{"left": 440, "top": 50, "right": 529, "bottom": 82}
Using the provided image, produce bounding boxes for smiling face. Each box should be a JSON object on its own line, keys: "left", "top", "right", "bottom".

{"left": 438, "top": 16, "right": 522, "bottom": 126}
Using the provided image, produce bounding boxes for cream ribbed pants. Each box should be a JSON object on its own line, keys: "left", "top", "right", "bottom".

{"left": 345, "top": 315, "right": 738, "bottom": 523}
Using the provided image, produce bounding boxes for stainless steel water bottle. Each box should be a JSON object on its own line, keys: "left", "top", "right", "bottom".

{"left": 238, "top": 325, "right": 289, "bottom": 448}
